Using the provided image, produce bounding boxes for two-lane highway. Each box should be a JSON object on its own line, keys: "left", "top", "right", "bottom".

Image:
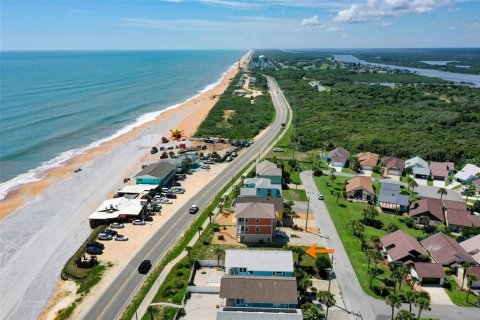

{"left": 81, "top": 76, "right": 291, "bottom": 320}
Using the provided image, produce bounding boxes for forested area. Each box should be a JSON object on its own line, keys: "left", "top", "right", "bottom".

{"left": 195, "top": 72, "right": 274, "bottom": 139}
{"left": 259, "top": 52, "right": 480, "bottom": 166}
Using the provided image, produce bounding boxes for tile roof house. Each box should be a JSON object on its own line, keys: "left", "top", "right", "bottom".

{"left": 135, "top": 162, "right": 176, "bottom": 186}
{"left": 405, "top": 156, "right": 430, "bottom": 179}
{"left": 410, "top": 262, "right": 446, "bottom": 285}
{"left": 380, "top": 230, "right": 427, "bottom": 263}
{"left": 443, "top": 200, "right": 480, "bottom": 231}
{"left": 454, "top": 164, "right": 480, "bottom": 184}
{"left": 377, "top": 183, "right": 410, "bottom": 213}
{"left": 383, "top": 156, "right": 405, "bottom": 176}
{"left": 234, "top": 196, "right": 284, "bottom": 222}
{"left": 420, "top": 232, "right": 476, "bottom": 267}
{"left": 409, "top": 198, "right": 445, "bottom": 226}
{"left": 234, "top": 202, "right": 276, "bottom": 244}
{"left": 326, "top": 147, "right": 350, "bottom": 167}
{"left": 430, "top": 161, "right": 455, "bottom": 182}
{"left": 358, "top": 152, "right": 379, "bottom": 170}
{"left": 460, "top": 235, "right": 480, "bottom": 264}
{"left": 466, "top": 267, "right": 480, "bottom": 289}
{"left": 256, "top": 160, "right": 282, "bottom": 185}
{"left": 345, "top": 176, "right": 375, "bottom": 202}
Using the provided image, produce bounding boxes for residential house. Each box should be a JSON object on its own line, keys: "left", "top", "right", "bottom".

{"left": 420, "top": 232, "right": 476, "bottom": 274}
{"left": 467, "top": 267, "right": 480, "bottom": 289}
{"left": 405, "top": 156, "right": 430, "bottom": 179}
{"left": 410, "top": 262, "right": 446, "bottom": 286}
{"left": 234, "top": 202, "right": 276, "bottom": 243}
{"left": 409, "top": 198, "right": 445, "bottom": 227}
{"left": 325, "top": 147, "right": 350, "bottom": 167}
{"left": 377, "top": 183, "right": 410, "bottom": 213}
{"left": 218, "top": 249, "right": 302, "bottom": 320}
{"left": 444, "top": 200, "right": 480, "bottom": 232}
{"left": 345, "top": 176, "right": 375, "bottom": 202}
{"left": 383, "top": 156, "right": 405, "bottom": 176}
{"left": 134, "top": 162, "right": 176, "bottom": 186}
{"left": 475, "top": 180, "right": 480, "bottom": 195}
{"left": 241, "top": 178, "right": 282, "bottom": 198}
{"left": 224, "top": 249, "right": 294, "bottom": 277}
{"left": 256, "top": 160, "right": 282, "bottom": 185}
{"left": 430, "top": 161, "right": 455, "bottom": 182}
{"left": 460, "top": 235, "right": 480, "bottom": 265}
{"left": 358, "top": 152, "right": 379, "bottom": 171}
{"left": 234, "top": 196, "right": 284, "bottom": 222}
{"left": 380, "top": 230, "right": 427, "bottom": 264}
{"left": 454, "top": 164, "right": 480, "bottom": 184}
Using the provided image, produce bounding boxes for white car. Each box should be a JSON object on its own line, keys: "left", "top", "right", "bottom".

{"left": 273, "top": 147, "right": 284, "bottom": 152}
{"left": 204, "top": 159, "right": 215, "bottom": 164}
{"left": 110, "top": 222, "right": 124, "bottom": 229}
{"left": 161, "top": 187, "right": 171, "bottom": 193}
{"left": 201, "top": 164, "right": 210, "bottom": 169}
{"left": 114, "top": 235, "right": 129, "bottom": 241}
{"left": 161, "top": 199, "right": 173, "bottom": 204}
{"left": 132, "top": 219, "right": 146, "bottom": 225}
{"left": 173, "top": 188, "right": 185, "bottom": 194}
{"left": 317, "top": 194, "right": 324, "bottom": 200}
{"left": 98, "top": 233, "right": 113, "bottom": 241}
{"left": 189, "top": 205, "right": 199, "bottom": 214}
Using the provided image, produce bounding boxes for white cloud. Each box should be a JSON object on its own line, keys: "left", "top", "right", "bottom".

{"left": 381, "top": 22, "right": 392, "bottom": 26}
{"left": 301, "top": 15, "right": 323, "bottom": 27}
{"left": 334, "top": 0, "right": 451, "bottom": 23}
{"left": 326, "top": 26, "right": 341, "bottom": 32}
{"left": 161, "top": 0, "right": 347, "bottom": 10}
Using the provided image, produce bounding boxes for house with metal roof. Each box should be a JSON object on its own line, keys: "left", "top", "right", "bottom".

{"left": 377, "top": 182, "right": 410, "bottom": 213}
{"left": 134, "top": 162, "right": 176, "bottom": 187}
{"left": 224, "top": 249, "right": 294, "bottom": 276}
{"left": 455, "top": 164, "right": 480, "bottom": 184}
{"left": 405, "top": 156, "right": 430, "bottom": 179}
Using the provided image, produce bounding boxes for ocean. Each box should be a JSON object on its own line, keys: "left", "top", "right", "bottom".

{"left": 0, "top": 50, "right": 245, "bottom": 198}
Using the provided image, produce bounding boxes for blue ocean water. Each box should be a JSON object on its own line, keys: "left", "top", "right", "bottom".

{"left": 0, "top": 50, "right": 245, "bottom": 197}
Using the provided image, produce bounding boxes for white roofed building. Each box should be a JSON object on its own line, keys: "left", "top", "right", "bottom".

{"left": 455, "top": 164, "right": 480, "bottom": 184}
{"left": 88, "top": 197, "right": 143, "bottom": 228}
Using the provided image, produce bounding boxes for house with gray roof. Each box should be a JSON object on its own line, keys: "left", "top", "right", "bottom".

{"left": 406, "top": 156, "right": 430, "bottom": 179}
{"left": 241, "top": 178, "right": 282, "bottom": 198}
{"left": 256, "top": 160, "right": 282, "bottom": 185}
{"left": 460, "top": 235, "right": 480, "bottom": 265}
{"left": 134, "top": 162, "right": 176, "bottom": 187}
{"left": 225, "top": 249, "right": 294, "bottom": 276}
{"left": 377, "top": 183, "right": 410, "bottom": 213}
{"left": 325, "top": 147, "right": 350, "bottom": 167}
{"left": 455, "top": 164, "right": 480, "bottom": 184}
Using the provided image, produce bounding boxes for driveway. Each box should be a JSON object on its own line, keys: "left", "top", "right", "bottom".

{"left": 421, "top": 286, "right": 455, "bottom": 305}
{"left": 181, "top": 293, "right": 220, "bottom": 320}
{"left": 359, "top": 170, "right": 372, "bottom": 177}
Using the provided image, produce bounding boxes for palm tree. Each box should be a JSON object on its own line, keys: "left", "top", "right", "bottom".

{"left": 437, "top": 188, "right": 448, "bottom": 202}
{"left": 186, "top": 246, "right": 192, "bottom": 262}
{"left": 291, "top": 246, "right": 304, "bottom": 266}
{"left": 385, "top": 292, "right": 402, "bottom": 319}
{"left": 367, "top": 267, "right": 381, "bottom": 289}
{"left": 461, "top": 262, "right": 472, "bottom": 289}
{"left": 330, "top": 173, "right": 337, "bottom": 186}
{"left": 208, "top": 212, "right": 214, "bottom": 223}
{"left": 414, "top": 297, "right": 431, "bottom": 320}
{"left": 466, "top": 273, "right": 478, "bottom": 302}
{"left": 317, "top": 290, "right": 336, "bottom": 319}
{"left": 349, "top": 220, "right": 365, "bottom": 238}
{"left": 299, "top": 277, "right": 313, "bottom": 294}
{"left": 394, "top": 309, "right": 415, "bottom": 320}
{"left": 409, "top": 180, "right": 418, "bottom": 195}
{"left": 213, "top": 247, "right": 223, "bottom": 266}
{"left": 403, "top": 289, "right": 417, "bottom": 313}
{"left": 147, "top": 306, "right": 159, "bottom": 320}
{"left": 366, "top": 249, "right": 376, "bottom": 269}
{"left": 392, "top": 265, "right": 409, "bottom": 292}
{"left": 334, "top": 191, "right": 342, "bottom": 204}
{"left": 197, "top": 226, "right": 203, "bottom": 238}
{"left": 410, "top": 276, "right": 420, "bottom": 289}
{"left": 302, "top": 303, "right": 321, "bottom": 320}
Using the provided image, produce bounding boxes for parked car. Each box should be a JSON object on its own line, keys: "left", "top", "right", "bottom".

{"left": 173, "top": 187, "right": 185, "bottom": 194}
{"left": 143, "top": 216, "right": 154, "bottom": 222}
{"left": 114, "top": 235, "right": 129, "bottom": 241}
{"left": 317, "top": 194, "right": 324, "bottom": 200}
{"left": 226, "top": 157, "right": 233, "bottom": 162}
{"left": 189, "top": 205, "right": 199, "bottom": 214}
{"left": 161, "top": 199, "right": 173, "bottom": 204}
{"left": 98, "top": 233, "right": 113, "bottom": 241}
{"left": 87, "top": 241, "right": 105, "bottom": 249}
{"left": 161, "top": 187, "right": 171, "bottom": 193}
{"left": 110, "top": 222, "right": 124, "bottom": 229}
{"left": 275, "top": 230, "right": 288, "bottom": 238}
{"left": 273, "top": 147, "right": 284, "bottom": 152}
{"left": 132, "top": 219, "right": 146, "bottom": 225}
{"left": 102, "top": 229, "right": 118, "bottom": 236}
{"left": 86, "top": 247, "right": 103, "bottom": 255}
{"left": 165, "top": 193, "right": 177, "bottom": 199}
{"left": 173, "top": 182, "right": 182, "bottom": 187}
{"left": 231, "top": 152, "right": 238, "bottom": 157}
{"left": 201, "top": 165, "right": 210, "bottom": 170}
{"left": 204, "top": 159, "right": 215, "bottom": 164}
{"left": 138, "top": 260, "right": 152, "bottom": 274}
{"left": 151, "top": 205, "right": 161, "bottom": 212}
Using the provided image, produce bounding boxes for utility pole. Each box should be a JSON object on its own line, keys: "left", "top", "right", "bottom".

{"left": 328, "top": 254, "right": 334, "bottom": 293}
{"left": 305, "top": 194, "right": 310, "bottom": 231}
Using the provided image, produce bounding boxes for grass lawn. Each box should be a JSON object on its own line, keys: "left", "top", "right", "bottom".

{"left": 341, "top": 167, "right": 358, "bottom": 175}
{"left": 427, "top": 180, "right": 433, "bottom": 186}
{"left": 443, "top": 276, "right": 479, "bottom": 307}
{"left": 283, "top": 188, "right": 308, "bottom": 201}
{"left": 371, "top": 172, "right": 383, "bottom": 179}
{"left": 313, "top": 175, "right": 424, "bottom": 298}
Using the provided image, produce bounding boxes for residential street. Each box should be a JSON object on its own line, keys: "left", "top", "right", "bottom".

{"left": 301, "top": 170, "right": 479, "bottom": 320}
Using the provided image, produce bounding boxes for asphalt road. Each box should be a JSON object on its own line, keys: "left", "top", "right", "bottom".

{"left": 301, "top": 170, "right": 479, "bottom": 320}
{"left": 81, "top": 76, "right": 290, "bottom": 320}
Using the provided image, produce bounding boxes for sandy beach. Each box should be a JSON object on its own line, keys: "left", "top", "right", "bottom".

{"left": 0, "top": 51, "right": 252, "bottom": 320}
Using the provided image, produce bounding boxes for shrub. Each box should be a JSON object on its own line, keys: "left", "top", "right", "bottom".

{"left": 218, "top": 235, "right": 225, "bottom": 241}
{"left": 384, "top": 223, "right": 399, "bottom": 233}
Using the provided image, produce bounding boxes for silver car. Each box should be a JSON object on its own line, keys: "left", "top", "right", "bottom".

{"left": 132, "top": 219, "right": 146, "bottom": 225}
{"left": 114, "top": 235, "right": 129, "bottom": 241}
{"left": 98, "top": 233, "right": 113, "bottom": 241}
{"left": 110, "top": 222, "right": 124, "bottom": 229}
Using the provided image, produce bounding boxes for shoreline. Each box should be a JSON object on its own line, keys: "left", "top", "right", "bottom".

{"left": 0, "top": 51, "right": 251, "bottom": 220}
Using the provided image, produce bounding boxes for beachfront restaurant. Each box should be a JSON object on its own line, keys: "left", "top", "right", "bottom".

{"left": 135, "top": 162, "right": 176, "bottom": 187}
{"left": 116, "top": 184, "right": 159, "bottom": 199}
{"left": 88, "top": 197, "right": 143, "bottom": 228}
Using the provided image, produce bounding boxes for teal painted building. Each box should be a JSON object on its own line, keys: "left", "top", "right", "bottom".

{"left": 135, "top": 162, "right": 176, "bottom": 187}
{"left": 241, "top": 178, "right": 282, "bottom": 198}
{"left": 256, "top": 160, "right": 282, "bottom": 185}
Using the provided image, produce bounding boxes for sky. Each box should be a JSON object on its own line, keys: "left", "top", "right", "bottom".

{"left": 1, "top": 0, "right": 480, "bottom": 50}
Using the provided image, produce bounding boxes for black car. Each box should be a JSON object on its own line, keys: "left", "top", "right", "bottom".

{"left": 138, "top": 260, "right": 152, "bottom": 274}
{"left": 165, "top": 193, "right": 177, "bottom": 199}
{"left": 151, "top": 205, "right": 161, "bottom": 212}
{"left": 102, "top": 229, "right": 118, "bottom": 236}
{"left": 87, "top": 241, "right": 105, "bottom": 249}
{"left": 143, "top": 216, "right": 154, "bottom": 222}
{"left": 86, "top": 247, "right": 103, "bottom": 255}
